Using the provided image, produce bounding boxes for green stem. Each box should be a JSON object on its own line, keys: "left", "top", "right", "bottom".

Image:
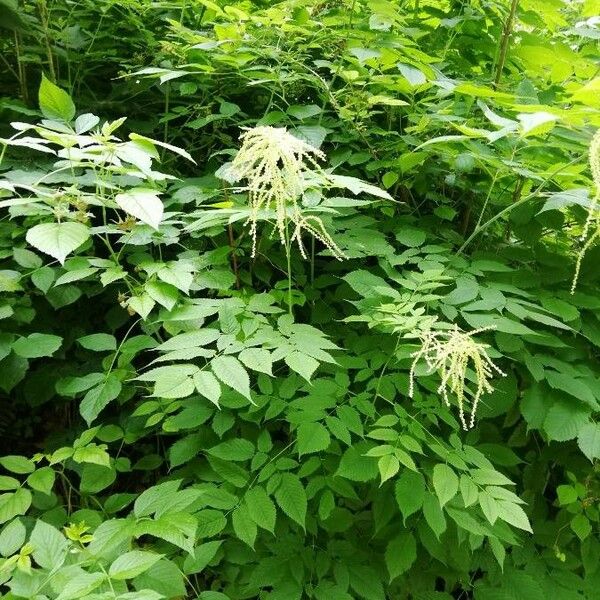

{"left": 284, "top": 221, "right": 293, "bottom": 317}
{"left": 493, "top": 0, "right": 519, "bottom": 87}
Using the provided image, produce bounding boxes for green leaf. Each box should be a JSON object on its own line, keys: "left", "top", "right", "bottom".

{"left": 285, "top": 351, "right": 319, "bottom": 381}
{"left": 207, "top": 439, "right": 255, "bottom": 462}
{"left": 0, "top": 489, "right": 32, "bottom": 525}
{"left": 495, "top": 500, "right": 532, "bottom": 532}
{"left": 80, "top": 374, "right": 122, "bottom": 425}
{"left": 543, "top": 401, "right": 590, "bottom": 442}
{"left": 432, "top": 464, "right": 459, "bottom": 508}
{"left": 274, "top": 473, "right": 307, "bottom": 529}
{"left": 571, "top": 514, "right": 592, "bottom": 541}
{"left": 38, "top": 73, "right": 75, "bottom": 121}
{"left": 297, "top": 422, "right": 330, "bottom": 456}
{"left": 239, "top": 347, "right": 273, "bottom": 375}
{"left": 115, "top": 188, "right": 164, "bottom": 230}
{"left": 183, "top": 540, "right": 222, "bottom": 575}
{"left": 478, "top": 491, "right": 499, "bottom": 525}
{"left": 132, "top": 559, "right": 186, "bottom": 598}
{"left": 30, "top": 520, "right": 68, "bottom": 569}
{"left": 0, "top": 455, "right": 35, "bottom": 474}
{"left": 56, "top": 572, "right": 106, "bottom": 600}
{"left": 422, "top": 492, "right": 446, "bottom": 538}
{"left": 245, "top": 486, "right": 276, "bottom": 533}
{"left": 13, "top": 333, "right": 62, "bottom": 358}
{"left": 109, "top": 550, "right": 163, "bottom": 580}
{"left": 378, "top": 454, "right": 399, "bottom": 485}
{"left": 349, "top": 565, "right": 385, "bottom": 600}
{"left": 26, "top": 222, "right": 89, "bottom": 265}
{"left": 577, "top": 422, "right": 600, "bottom": 462}
{"left": 77, "top": 333, "right": 117, "bottom": 352}
{"left": 26, "top": 466, "right": 55, "bottom": 495}
{"left": 385, "top": 532, "right": 417, "bottom": 581}
{"left": 193, "top": 370, "right": 222, "bottom": 406}
{"left": 211, "top": 355, "right": 252, "bottom": 401}
{"left": 0, "top": 518, "right": 26, "bottom": 557}
{"left": 232, "top": 503, "right": 257, "bottom": 548}
{"left": 394, "top": 470, "right": 425, "bottom": 521}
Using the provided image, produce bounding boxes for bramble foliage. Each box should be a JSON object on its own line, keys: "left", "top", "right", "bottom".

{"left": 0, "top": 1, "right": 599, "bottom": 599}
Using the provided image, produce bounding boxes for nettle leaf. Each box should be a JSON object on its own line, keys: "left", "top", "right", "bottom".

{"left": 274, "top": 473, "right": 307, "bottom": 529}
{"left": 26, "top": 222, "right": 90, "bottom": 265}
{"left": 211, "top": 355, "right": 252, "bottom": 401}
{"left": 38, "top": 73, "right": 76, "bottom": 121}
{"left": 115, "top": 188, "right": 164, "bottom": 230}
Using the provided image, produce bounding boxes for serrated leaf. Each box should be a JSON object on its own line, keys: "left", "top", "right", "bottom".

{"left": 378, "top": 454, "right": 399, "bottom": 485}
{"left": 385, "top": 532, "right": 416, "bottom": 581}
{"left": 394, "top": 470, "right": 425, "bottom": 521}
{"left": 109, "top": 550, "right": 163, "bottom": 580}
{"left": 577, "top": 422, "right": 600, "bottom": 462}
{"left": 13, "top": 333, "right": 62, "bottom": 358}
{"left": 432, "top": 464, "right": 459, "bottom": 508}
{"left": 245, "top": 487, "right": 276, "bottom": 533}
{"left": 30, "top": 520, "right": 68, "bottom": 569}
{"left": 211, "top": 355, "right": 251, "bottom": 401}
{"left": 115, "top": 188, "right": 164, "bottom": 229}
{"left": 297, "top": 422, "right": 330, "bottom": 456}
{"left": 26, "top": 222, "right": 89, "bottom": 265}
{"left": 80, "top": 374, "right": 122, "bottom": 425}
{"left": 274, "top": 473, "right": 307, "bottom": 529}
{"left": 239, "top": 347, "right": 273, "bottom": 375}
{"left": 232, "top": 504, "right": 257, "bottom": 548}
{"left": 285, "top": 351, "right": 319, "bottom": 381}
{"left": 39, "top": 73, "right": 75, "bottom": 121}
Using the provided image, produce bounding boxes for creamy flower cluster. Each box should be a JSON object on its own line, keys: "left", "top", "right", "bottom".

{"left": 409, "top": 325, "right": 505, "bottom": 430}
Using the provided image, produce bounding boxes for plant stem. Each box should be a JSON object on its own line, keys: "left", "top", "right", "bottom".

{"left": 493, "top": 0, "right": 519, "bottom": 88}
{"left": 14, "top": 31, "right": 28, "bottom": 104}
{"left": 38, "top": 0, "right": 57, "bottom": 82}
{"left": 284, "top": 221, "right": 293, "bottom": 317}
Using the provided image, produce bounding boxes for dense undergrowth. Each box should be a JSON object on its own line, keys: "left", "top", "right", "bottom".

{"left": 0, "top": 1, "right": 600, "bottom": 598}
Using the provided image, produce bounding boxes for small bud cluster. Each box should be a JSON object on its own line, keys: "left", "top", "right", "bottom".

{"left": 409, "top": 325, "right": 505, "bottom": 430}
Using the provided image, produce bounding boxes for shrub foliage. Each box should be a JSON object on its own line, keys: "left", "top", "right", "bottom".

{"left": 0, "top": 1, "right": 599, "bottom": 599}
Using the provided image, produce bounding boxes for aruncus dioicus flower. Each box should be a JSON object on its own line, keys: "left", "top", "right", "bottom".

{"left": 220, "top": 126, "right": 346, "bottom": 259}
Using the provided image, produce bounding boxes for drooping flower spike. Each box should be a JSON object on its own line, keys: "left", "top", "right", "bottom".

{"left": 222, "top": 126, "right": 346, "bottom": 259}
{"left": 409, "top": 325, "right": 505, "bottom": 430}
